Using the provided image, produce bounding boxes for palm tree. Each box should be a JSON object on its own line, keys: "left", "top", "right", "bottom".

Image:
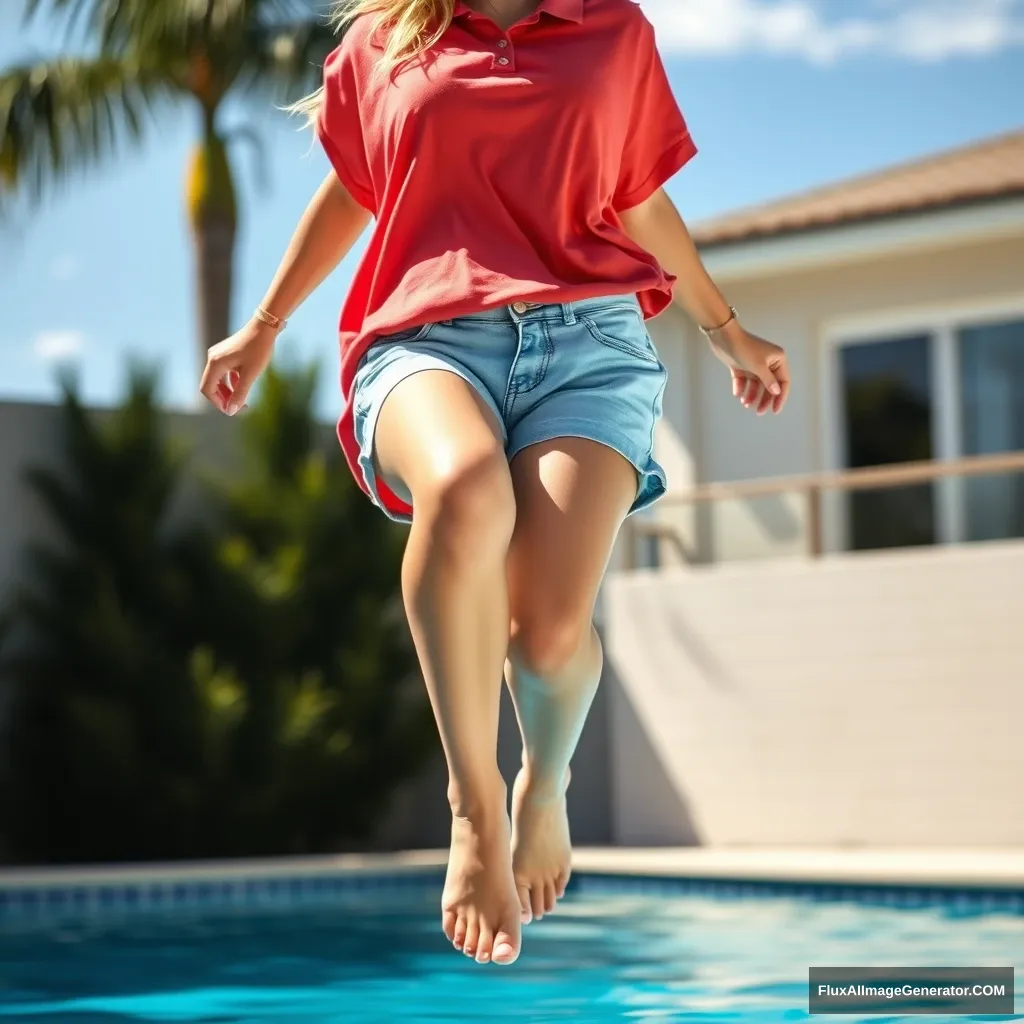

{"left": 0, "top": 0, "right": 337, "bottom": 368}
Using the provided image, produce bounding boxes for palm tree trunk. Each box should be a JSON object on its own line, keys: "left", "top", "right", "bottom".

{"left": 193, "top": 208, "right": 235, "bottom": 356}
{"left": 186, "top": 111, "right": 238, "bottom": 368}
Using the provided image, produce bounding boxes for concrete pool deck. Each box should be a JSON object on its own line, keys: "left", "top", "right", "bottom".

{"left": 2, "top": 848, "right": 1023, "bottom": 891}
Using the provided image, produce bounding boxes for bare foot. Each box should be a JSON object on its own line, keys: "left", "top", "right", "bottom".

{"left": 440, "top": 791, "right": 522, "bottom": 965}
{"left": 510, "top": 767, "right": 572, "bottom": 924}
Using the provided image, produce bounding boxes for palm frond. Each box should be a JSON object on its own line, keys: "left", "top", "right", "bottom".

{"left": 26, "top": 0, "right": 237, "bottom": 44}
{"left": 26, "top": 0, "right": 328, "bottom": 51}
{"left": 22, "top": 1, "right": 338, "bottom": 107}
{"left": 235, "top": 18, "right": 338, "bottom": 101}
{"left": 0, "top": 56, "right": 173, "bottom": 204}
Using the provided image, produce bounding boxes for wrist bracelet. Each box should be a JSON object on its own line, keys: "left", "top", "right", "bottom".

{"left": 700, "top": 306, "right": 738, "bottom": 340}
{"left": 254, "top": 307, "right": 288, "bottom": 331}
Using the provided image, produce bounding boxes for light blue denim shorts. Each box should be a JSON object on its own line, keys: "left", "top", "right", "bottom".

{"left": 352, "top": 294, "right": 669, "bottom": 524}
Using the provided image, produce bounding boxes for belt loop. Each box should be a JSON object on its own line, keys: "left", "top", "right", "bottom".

{"left": 561, "top": 302, "right": 576, "bottom": 326}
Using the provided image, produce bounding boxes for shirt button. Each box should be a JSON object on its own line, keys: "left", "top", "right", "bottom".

{"left": 497, "top": 39, "right": 508, "bottom": 48}
{"left": 512, "top": 301, "right": 528, "bottom": 314}
{"left": 497, "top": 56, "right": 510, "bottom": 66}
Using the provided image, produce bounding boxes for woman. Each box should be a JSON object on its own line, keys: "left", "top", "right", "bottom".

{"left": 200, "top": 0, "right": 789, "bottom": 967}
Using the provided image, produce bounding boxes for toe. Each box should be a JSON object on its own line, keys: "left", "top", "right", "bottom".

{"left": 493, "top": 929, "right": 520, "bottom": 966}
{"left": 452, "top": 913, "right": 467, "bottom": 951}
{"left": 530, "top": 886, "right": 545, "bottom": 922}
{"left": 463, "top": 912, "right": 480, "bottom": 959}
{"left": 543, "top": 880, "right": 556, "bottom": 915}
{"left": 517, "top": 883, "right": 533, "bottom": 924}
{"left": 555, "top": 871, "right": 570, "bottom": 899}
{"left": 475, "top": 921, "right": 494, "bottom": 964}
{"left": 442, "top": 909, "right": 458, "bottom": 944}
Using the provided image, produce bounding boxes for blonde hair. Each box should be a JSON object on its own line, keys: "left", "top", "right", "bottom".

{"left": 289, "top": 0, "right": 456, "bottom": 125}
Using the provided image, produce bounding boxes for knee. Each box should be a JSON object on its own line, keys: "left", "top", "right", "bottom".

{"left": 416, "top": 450, "right": 516, "bottom": 560}
{"left": 509, "top": 615, "right": 596, "bottom": 680}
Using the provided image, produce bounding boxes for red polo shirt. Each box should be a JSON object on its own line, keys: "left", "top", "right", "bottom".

{"left": 317, "top": 0, "right": 696, "bottom": 515}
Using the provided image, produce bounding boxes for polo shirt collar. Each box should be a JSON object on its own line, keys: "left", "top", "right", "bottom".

{"left": 453, "top": 0, "right": 584, "bottom": 24}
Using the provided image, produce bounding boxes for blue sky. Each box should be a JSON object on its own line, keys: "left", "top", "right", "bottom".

{"left": 1, "top": 0, "right": 1022, "bottom": 417}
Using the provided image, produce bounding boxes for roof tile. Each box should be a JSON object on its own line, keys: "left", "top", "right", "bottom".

{"left": 692, "top": 130, "right": 1024, "bottom": 247}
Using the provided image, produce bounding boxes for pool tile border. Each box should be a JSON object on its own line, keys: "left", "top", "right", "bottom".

{"left": 2, "top": 850, "right": 1022, "bottom": 925}
{"left": 571, "top": 873, "right": 1024, "bottom": 914}
{"left": 0, "top": 868, "right": 445, "bottom": 924}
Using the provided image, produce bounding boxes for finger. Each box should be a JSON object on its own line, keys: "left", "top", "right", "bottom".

{"left": 755, "top": 362, "right": 783, "bottom": 399}
{"left": 225, "top": 368, "right": 258, "bottom": 416}
{"left": 742, "top": 378, "right": 761, "bottom": 408}
{"left": 216, "top": 377, "right": 249, "bottom": 413}
{"left": 771, "top": 365, "right": 791, "bottom": 414}
{"left": 731, "top": 371, "right": 744, "bottom": 398}
{"left": 200, "top": 355, "right": 233, "bottom": 410}
{"left": 756, "top": 384, "right": 774, "bottom": 416}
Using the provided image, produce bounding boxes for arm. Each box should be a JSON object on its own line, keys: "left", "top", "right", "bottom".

{"left": 620, "top": 188, "right": 790, "bottom": 416}
{"left": 199, "top": 172, "right": 371, "bottom": 415}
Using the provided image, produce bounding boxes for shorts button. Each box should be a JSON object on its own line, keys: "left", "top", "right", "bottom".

{"left": 497, "top": 39, "right": 508, "bottom": 48}
{"left": 512, "top": 301, "right": 528, "bottom": 314}
{"left": 497, "top": 56, "right": 510, "bottom": 66}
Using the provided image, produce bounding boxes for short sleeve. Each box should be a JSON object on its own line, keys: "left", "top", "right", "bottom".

{"left": 316, "top": 39, "right": 376, "bottom": 213}
{"left": 613, "top": 17, "right": 697, "bottom": 212}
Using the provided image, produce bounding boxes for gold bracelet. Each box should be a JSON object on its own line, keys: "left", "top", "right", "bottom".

{"left": 254, "top": 307, "right": 288, "bottom": 331}
{"left": 700, "top": 306, "right": 738, "bottom": 339}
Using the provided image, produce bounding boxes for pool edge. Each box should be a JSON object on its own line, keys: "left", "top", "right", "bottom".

{"left": 2, "top": 847, "right": 1022, "bottom": 890}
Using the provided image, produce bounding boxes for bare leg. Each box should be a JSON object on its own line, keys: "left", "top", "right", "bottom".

{"left": 374, "top": 371, "right": 521, "bottom": 965}
{"left": 505, "top": 438, "right": 637, "bottom": 923}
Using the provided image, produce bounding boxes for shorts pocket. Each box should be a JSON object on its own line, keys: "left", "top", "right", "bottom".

{"left": 355, "top": 320, "right": 437, "bottom": 378}
{"left": 580, "top": 306, "right": 659, "bottom": 363}
{"left": 374, "top": 321, "right": 436, "bottom": 346}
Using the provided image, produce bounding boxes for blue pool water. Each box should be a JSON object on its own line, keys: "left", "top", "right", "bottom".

{"left": 0, "top": 884, "right": 1021, "bottom": 1023}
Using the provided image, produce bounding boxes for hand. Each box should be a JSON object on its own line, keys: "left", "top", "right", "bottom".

{"left": 707, "top": 320, "right": 790, "bottom": 416}
{"left": 199, "top": 319, "right": 277, "bottom": 415}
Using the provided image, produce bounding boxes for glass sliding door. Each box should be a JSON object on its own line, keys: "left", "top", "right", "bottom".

{"left": 959, "top": 318, "right": 1024, "bottom": 542}
{"left": 840, "top": 335, "right": 935, "bottom": 551}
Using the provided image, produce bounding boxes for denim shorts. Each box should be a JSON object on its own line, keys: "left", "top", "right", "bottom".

{"left": 352, "top": 294, "right": 669, "bottom": 524}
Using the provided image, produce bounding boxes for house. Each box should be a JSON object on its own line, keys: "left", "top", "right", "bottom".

{"left": 601, "top": 130, "right": 1024, "bottom": 849}
{"left": 643, "top": 128, "right": 1024, "bottom": 564}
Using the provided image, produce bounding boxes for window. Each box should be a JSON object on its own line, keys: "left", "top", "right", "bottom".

{"left": 830, "top": 310, "right": 1024, "bottom": 552}
{"left": 959, "top": 320, "right": 1024, "bottom": 541}
{"left": 840, "top": 334, "right": 934, "bottom": 550}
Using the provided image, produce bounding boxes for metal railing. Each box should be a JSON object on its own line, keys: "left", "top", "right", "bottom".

{"left": 624, "top": 449, "right": 1024, "bottom": 568}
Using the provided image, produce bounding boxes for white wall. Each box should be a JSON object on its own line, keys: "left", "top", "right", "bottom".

{"left": 605, "top": 539, "right": 1024, "bottom": 847}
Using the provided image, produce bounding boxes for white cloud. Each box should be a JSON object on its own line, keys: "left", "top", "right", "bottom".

{"left": 50, "top": 254, "right": 80, "bottom": 282}
{"left": 34, "top": 330, "right": 86, "bottom": 362}
{"left": 643, "top": 0, "right": 1024, "bottom": 62}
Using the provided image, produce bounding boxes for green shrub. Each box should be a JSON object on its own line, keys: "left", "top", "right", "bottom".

{"left": 0, "top": 366, "right": 434, "bottom": 864}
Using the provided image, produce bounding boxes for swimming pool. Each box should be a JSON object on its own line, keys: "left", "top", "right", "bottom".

{"left": 1, "top": 873, "right": 1021, "bottom": 1023}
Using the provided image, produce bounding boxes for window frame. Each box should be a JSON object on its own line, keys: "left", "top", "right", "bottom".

{"left": 821, "top": 293, "right": 1024, "bottom": 552}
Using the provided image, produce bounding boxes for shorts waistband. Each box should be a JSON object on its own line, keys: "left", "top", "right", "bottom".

{"left": 454, "top": 294, "right": 642, "bottom": 326}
